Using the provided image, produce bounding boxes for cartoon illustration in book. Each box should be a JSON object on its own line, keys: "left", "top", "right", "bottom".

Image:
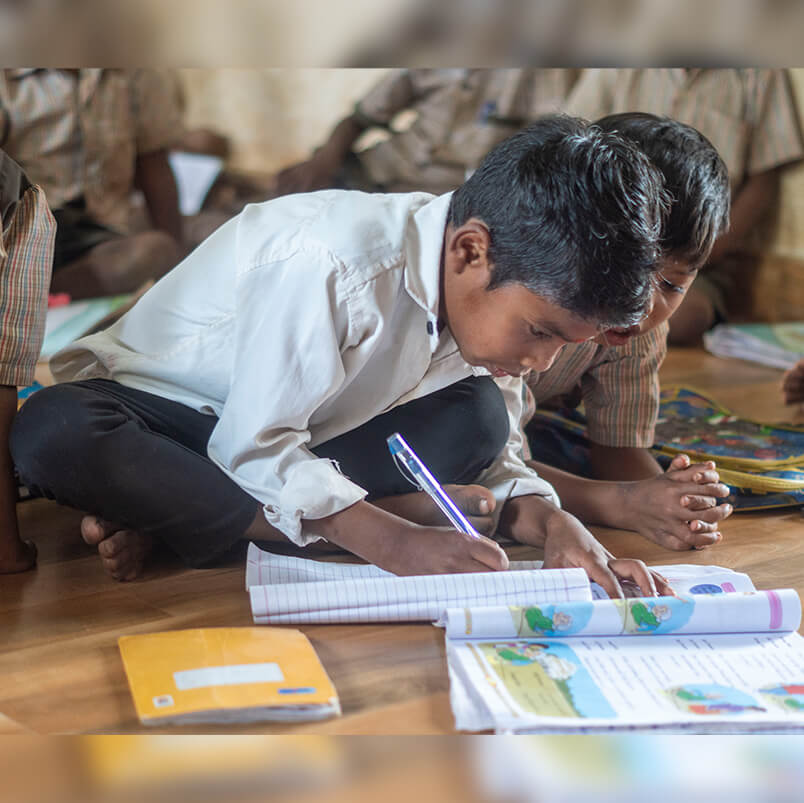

{"left": 483, "top": 641, "right": 616, "bottom": 719}
{"left": 493, "top": 642, "right": 579, "bottom": 681}
{"left": 510, "top": 603, "right": 594, "bottom": 637}
{"left": 759, "top": 683, "right": 804, "bottom": 712}
{"left": 493, "top": 642, "right": 551, "bottom": 666}
{"left": 616, "top": 597, "right": 695, "bottom": 634}
{"left": 667, "top": 684, "right": 767, "bottom": 716}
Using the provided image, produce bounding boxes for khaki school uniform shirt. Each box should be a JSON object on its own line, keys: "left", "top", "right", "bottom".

{"left": 524, "top": 322, "right": 669, "bottom": 450}
{"left": 355, "top": 69, "right": 579, "bottom": 194}
{"left": 0, "top": 151, "right": 54, "bottom": 386}
{"left": 566, "top": 68, "right": 804, "bottom": 189}
{"left": 0, "top": 69, "right": 182, "bottom": 233}
{"left": 51, "top": 190, "right": 559, "bottom": 546}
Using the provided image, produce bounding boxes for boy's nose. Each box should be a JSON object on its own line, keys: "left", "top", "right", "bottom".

{"left": 524, "top": 343, "right": 562, "bottom": 373}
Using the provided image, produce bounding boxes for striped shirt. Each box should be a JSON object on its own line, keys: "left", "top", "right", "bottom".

{"left": 565, "top": 68, "right": 804, "bottom": 189}
{"left": 0, "top": 154, "right": 54, "bottom": 386}
{"left": 355, "top": 69, "right": 579, "bottom": 194}
{"left": 524, "top": 322, "right": 669, "bottom": 449}
{"left": 0, "top": 69, "right": 182, "bottom": 233}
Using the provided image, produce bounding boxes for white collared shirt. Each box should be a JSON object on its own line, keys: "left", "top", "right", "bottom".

{"left": 51, "top": 190, "right": 558, "bottom": 545}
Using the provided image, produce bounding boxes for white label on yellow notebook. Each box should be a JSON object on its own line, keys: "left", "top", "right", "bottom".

{"left": 173, "top": 662, "right": 284, "bottom": 690}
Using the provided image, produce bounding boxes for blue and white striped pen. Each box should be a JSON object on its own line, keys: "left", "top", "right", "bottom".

{"left": 386, "top": 432, "right": 482, "bottom": 539}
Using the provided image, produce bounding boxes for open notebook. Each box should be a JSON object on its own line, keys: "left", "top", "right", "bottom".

{"left": 246, "top": 543, "right": 757, "bottom": 625}
{"left": 246, "top": 543, "right": 588, "bottom": 624}
{"left": 446, "top": 579, "right": 804, "bottom": 733}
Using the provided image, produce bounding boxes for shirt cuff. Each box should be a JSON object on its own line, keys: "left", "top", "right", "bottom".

{"left": 262, "top": 458, "right": 368, "bottom": 547}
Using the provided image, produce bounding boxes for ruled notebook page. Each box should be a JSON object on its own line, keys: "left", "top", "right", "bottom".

{"left": 246, "top": 543, "right": 592, "bottom": 625}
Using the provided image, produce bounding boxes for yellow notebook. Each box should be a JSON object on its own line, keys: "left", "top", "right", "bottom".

{"left": 118, "top": 627, "right": 340, "bottom": 725}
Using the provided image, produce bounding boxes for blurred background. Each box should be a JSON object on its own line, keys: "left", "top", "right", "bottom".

{"left": 2, "top": 734, "right": 804, "bottom": 803}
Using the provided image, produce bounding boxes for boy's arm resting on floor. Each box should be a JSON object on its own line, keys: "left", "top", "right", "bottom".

{"left": 0, "top": 386, "right": 36, "bottom": 572}
{"left": 526, "top": 456, "right": 730, "bottom": 551}
{"left": 588, "top": 443, "right": 663, "bottom": 480}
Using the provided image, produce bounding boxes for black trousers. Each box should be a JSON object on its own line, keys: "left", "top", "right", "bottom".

{"left": 11, "top": 376, "right": 509, "bottom": 567}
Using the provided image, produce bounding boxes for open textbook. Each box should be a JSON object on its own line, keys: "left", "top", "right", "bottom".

{"left": 445, "top": 582, "right": 804, "bottom": 733}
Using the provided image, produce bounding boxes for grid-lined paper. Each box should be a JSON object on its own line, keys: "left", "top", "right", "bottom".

{"left": 246, "top": 542, "right": 545, "bottom": 588}
{"left": 246, "top": 543, "right": 592, "bottom": 625}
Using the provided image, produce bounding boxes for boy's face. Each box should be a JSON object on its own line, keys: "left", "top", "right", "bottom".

{"left": 441, "top": 222, "right": 601, "bottom": 376}
{"left": 598, "top": 255, "right": 698, "bottom": 346}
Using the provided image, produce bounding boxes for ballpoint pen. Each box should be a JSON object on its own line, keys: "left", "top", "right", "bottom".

{"left": 386, "top": 432, "right": 482, "bottom": 539}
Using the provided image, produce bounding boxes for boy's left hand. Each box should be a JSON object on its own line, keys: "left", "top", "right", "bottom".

{"left": 541, "top": 510, "right": 674, "bottom": 599}
{"left": 500, "top": 495, "right": 674, "bottom": 599}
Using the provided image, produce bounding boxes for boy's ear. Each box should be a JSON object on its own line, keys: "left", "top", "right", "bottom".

{"left": 447, "top": 219, "right": 492, "bottom": 275}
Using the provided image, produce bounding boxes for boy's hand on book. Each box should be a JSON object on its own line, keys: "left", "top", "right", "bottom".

{"left": 541, "top": 509, "right": 674, "bottom": 599}
{"left": 620, "top": 454, "right": 732, "bottom": 550}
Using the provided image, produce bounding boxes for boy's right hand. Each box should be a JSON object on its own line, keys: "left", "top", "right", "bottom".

{"left": 314, "top": 500, "right": 509, "bottom": 577}
{"left": 379, "top": 522, "right": 510, "bottom": 576}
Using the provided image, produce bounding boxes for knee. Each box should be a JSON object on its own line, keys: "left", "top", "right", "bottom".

{"left": 434, "top": 377, "right": 509, "bottom": 482}
{"left": 11, "top": 385, "right": 98, "bottom": 484}
{"left": 467, "top": 377, "right": 510, "bottom": 461}
{"left": 139, "top": 229, "right": 181, "bottom": 265}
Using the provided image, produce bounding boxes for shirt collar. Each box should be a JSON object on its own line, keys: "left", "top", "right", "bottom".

{"left": 403, "top": 191, "right": 453, "bottom": 350}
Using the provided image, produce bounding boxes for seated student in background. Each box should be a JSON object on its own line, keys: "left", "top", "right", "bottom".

{"left": 273, "top": 69, "right": 578, "bottom": 197}
{"left": 566, "top": 68, "right": 804, "bottom": 345}
{"left": 523, "top": 113, "right": 734, "bottom": 550}
{"left": 13, "top": 116, "right": 671, "bottom": 598}
{"left": 0, "top": 150, "right": 54, "bottom": 574}
{"left": 0, "top": 69, "right": 184, "bottom": 300}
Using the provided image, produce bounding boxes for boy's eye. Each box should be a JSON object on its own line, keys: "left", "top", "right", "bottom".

{"left": 659, "top": 274, "right": 685, "bottom": 295}
{"left": 529, "top": 326, "right": 550, "bottom": 339}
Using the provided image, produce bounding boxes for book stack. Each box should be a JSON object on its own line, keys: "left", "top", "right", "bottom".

{"left": 703, "top": 322, "right": 804, "bottom": 370}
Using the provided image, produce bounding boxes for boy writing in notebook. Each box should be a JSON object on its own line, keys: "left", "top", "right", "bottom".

{"left": 523, "top": 113, "right": 734, "bottom": 549}
{"left": 12, "top": 116, "right": 671, "bottom": 597}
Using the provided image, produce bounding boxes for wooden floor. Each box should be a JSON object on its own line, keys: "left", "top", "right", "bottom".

{"left": 1, "top": 347, "right": 802, "bottom": 734}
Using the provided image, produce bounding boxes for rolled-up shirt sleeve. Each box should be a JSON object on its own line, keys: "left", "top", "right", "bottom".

{"left": 475, "top": 376, "right": 561, "bottom": 523}
{"left": 206, "top": 251, "right": 368, "bottom": 547}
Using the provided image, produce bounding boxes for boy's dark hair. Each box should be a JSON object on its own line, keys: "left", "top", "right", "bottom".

{"left": 448, "top": 114, "right": 670, "bottom": 328}
{"left": 595, "top": 112, "right": 730, "bottom": 268}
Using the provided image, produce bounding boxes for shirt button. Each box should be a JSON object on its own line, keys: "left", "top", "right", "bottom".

{"left": 426, "top": 320, "right": 435, "bottom": 335}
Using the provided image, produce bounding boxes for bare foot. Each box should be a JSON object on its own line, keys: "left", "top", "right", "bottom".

{"left": 80, "top": 516, "right": 153, "bottom": 581}
{"left": 0, "top": 538, "right": 37, "bottom": 574}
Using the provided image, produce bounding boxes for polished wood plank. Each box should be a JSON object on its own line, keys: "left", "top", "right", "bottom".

{"left": 1, "top": 347, "right": 802, "bottom": 733}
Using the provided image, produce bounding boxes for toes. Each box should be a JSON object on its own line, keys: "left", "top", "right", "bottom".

{"left": 80, "top": 516, "right": 116, "bottom": 546}
{"left": 97, "top": 531, "right": 152, "bottom": 581}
